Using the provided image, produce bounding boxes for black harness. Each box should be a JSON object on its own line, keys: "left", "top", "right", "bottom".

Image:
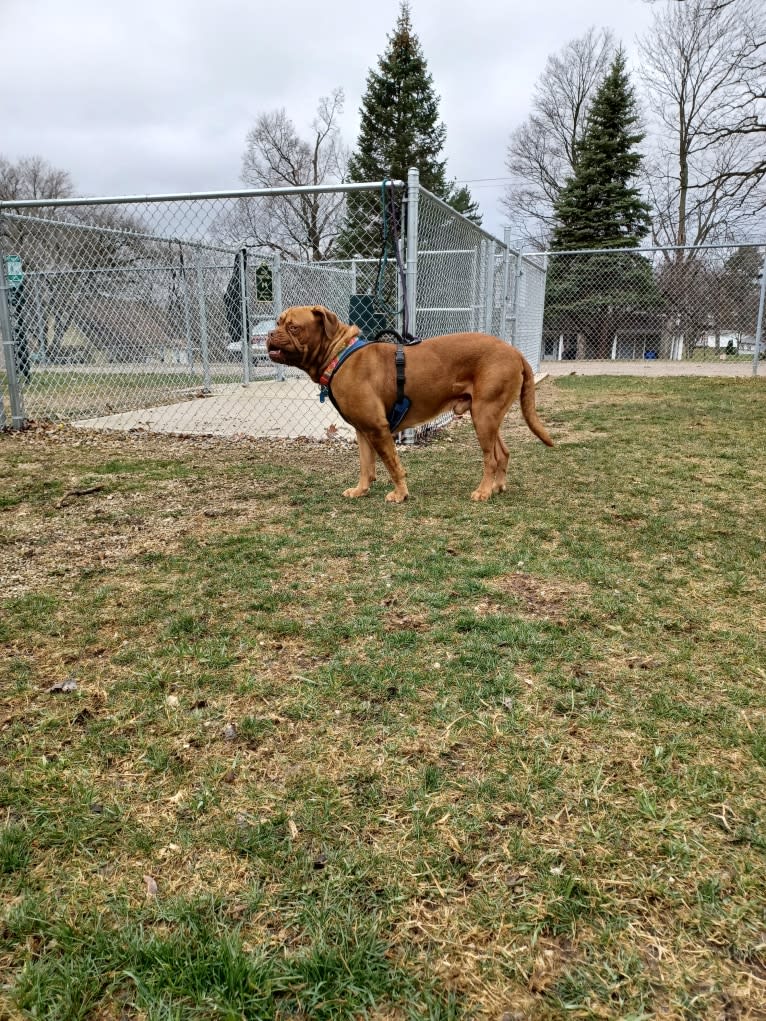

{"left": 320, "top": 330, "right": 420, "bottom": 433}
{"left": 390, "top": 346, "right": 410, "bottom": 432}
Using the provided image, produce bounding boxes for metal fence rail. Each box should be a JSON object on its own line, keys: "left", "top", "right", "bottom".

{"left": 0, "top": 172, "right": 546, "bottom": 437}
{"left": 541, "top": 244, "right": 766, "bottom": 374}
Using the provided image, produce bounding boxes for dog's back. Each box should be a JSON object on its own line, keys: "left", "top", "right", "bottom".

{"left": 396, "top": 333, "right": 551, "bottom": 444}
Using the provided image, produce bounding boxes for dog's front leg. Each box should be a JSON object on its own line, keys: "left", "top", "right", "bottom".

{"left": 343, "top": 430, "right": 377, "bottom": 498}
{"left": 366, "top": 427, "right": 409, "bottom": 503}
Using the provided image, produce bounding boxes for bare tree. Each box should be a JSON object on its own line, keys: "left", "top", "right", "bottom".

{"left": 221, "top": 89, "right": 349, "bottom": 261}
{"left": 0, "top": 155, "right": 170, "bottom": 363}
{"left": 695, "top": 1, "right": 766, "bottom": 210}
{"left": 639, "top": 0, "right": 766, "bottom": 248}
{"left": 503, "top": 28, "right": 614, "bottom": 248}
{"left": 0, "top": 155, "right": 74, "bottom": 202}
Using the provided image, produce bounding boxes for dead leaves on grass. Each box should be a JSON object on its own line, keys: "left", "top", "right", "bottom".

{"left": 46, "top": 677, "right": 78, "bottom": 694}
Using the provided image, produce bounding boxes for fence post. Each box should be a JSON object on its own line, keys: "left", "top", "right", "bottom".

{"left": 753, "top": 250, "right": 766, "bottom": 378}
{"left": 32, "top": 276, "right": 47, "bottom": 364}
{"left": 483, "top": 241, "right": 495, "bottom": 334}
{"left": 180, "top": 257, "right": 195, "bottom": 372}
{"left": 395, "top": 243, "right": 404, "bottom": 335}
{"left": 193, "top": 247, "right": 212, "bottom": 394}
{"left": 272, "top": 253, "right": 285, "bottom": 381}
{"left": 502, "top": 228, "right": 513, "bottom": 343}
{"left": 0, "top": 248, "right": 25, "bottom": 429}
{"left": 239, "top": 248, "right": 250, "bottom": 386}
{"left": 470, "top": 247, "right": 480, "bottom": 331}
{"left": 405, "top": 168, "right": 419, "bottom": 337}
{"left": 512, "top": 251, "right": 525, "bottom": 348}
{"left": 477, "top": 241, "right": 486, "bottom": 332}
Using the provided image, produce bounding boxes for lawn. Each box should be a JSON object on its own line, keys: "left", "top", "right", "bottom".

{"left": 1, "top": 376, "right": 765, "bottom": 1020}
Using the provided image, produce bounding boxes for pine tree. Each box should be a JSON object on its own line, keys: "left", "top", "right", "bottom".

{"left": 546, "top": 52, "right": 659, "bottom": 358}
{"left": 551, "top": 49, "right": 651, "bottom": 250}
{"left": 348, "top": 2, "right": 479, "bottom": 221}
{"left": 446, "top": 184, "right": 482, "bottom": 223}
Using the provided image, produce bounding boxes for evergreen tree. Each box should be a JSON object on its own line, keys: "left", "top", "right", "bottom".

{"left": 348, "top": 2, "right": 480, "bottom": 221}
{"left": 445, "top": 184, "right": 482, "bottom": 223}
{"left": 545, "top": 51, "right": 659, "bottom": 358}
{"left": 551, "top": 49, "right": 651, "bottom": 250}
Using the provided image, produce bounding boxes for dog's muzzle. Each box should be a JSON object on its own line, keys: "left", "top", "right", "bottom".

{"left": 266, "top": 333, "right": 287, "bottom": 364}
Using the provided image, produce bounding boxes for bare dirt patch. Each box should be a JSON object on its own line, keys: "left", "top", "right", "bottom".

{"left": 488, "top": 571, "right": 591, "bottom": 623}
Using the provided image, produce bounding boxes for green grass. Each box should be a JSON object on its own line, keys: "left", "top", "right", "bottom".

{"left": 1, "top": 376, "right": 765, "bottom": 1019}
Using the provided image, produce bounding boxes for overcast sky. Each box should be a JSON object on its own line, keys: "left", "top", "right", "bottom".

{"left": 4, "top": 0, "right": 657, "bottom": 237}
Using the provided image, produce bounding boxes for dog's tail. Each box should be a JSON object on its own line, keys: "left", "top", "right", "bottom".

{"left": 519, "top": 356, "right": 554, "bottom": 447}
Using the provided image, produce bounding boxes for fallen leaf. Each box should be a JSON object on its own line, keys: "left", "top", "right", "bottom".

{"left": 288, "top": 818, "right": 299, "bottom": 840}
{"left": 223, "top": 723, "right": 238, "bottom": 741}
{"left": 47, "top": 678, "right": 77, "bottom": 694}
{"left": 144, "top": 875, "right": 158, "bottom": 898}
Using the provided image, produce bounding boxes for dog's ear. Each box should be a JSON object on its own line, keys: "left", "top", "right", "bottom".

{"left": 311, "top": 306, "right": 340, "bottom": 340}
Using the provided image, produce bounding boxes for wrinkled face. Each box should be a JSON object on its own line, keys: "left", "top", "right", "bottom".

{"left": 267, "top": 306, "right": 340, "bottom": 369}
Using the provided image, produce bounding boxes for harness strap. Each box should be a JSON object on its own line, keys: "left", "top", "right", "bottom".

{"left": 395, "top": 346, "right": 405, "bottom": 403}
{"left": 387, "top": 345, "right": 411, "bottom": 432}
{"left": 320, "top": 339, "right": 411, "bottom": 434}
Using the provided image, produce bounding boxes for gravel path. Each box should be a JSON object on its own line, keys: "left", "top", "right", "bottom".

{"left": 541, "top": 359, "right": 761, "bottom": 378}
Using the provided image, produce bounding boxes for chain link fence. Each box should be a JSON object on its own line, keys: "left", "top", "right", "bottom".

{"left": 0, "top": 172, "right": 545, "bottom": 439}
{"left": 541, "top": 244, "right": 766, "bottom": 371}
{"left": 414, "top": 191, "right": 546, "bottom": 370}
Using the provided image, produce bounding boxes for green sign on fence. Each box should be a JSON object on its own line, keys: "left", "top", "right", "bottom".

{"left": 4, "top": 255, "right": 23, "bottom": 287}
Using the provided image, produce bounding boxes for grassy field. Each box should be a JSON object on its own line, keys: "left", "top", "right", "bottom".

{"left": 1, "top": 376, "right": 765, "bottom": 1020}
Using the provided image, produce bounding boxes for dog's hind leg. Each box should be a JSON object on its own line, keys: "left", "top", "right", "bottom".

{"left": 469, "top": 408, "right": 503, "bottom": 502}
{"left": 493, "top": 434, "right": 510, "bottom": 494}
{"left": 343, "top": 430, "right": 377, "bottom": 498}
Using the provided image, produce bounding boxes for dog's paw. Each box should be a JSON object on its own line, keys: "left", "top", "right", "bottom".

{"left": 385, "top": 490, "right": 409, "bottom": 504}
{"left": 343, "top": 486, "right": 369, "bottom": 498}
{"left": 471, "top": 489, "right": 492, "bottom": 502}
{"left": 492, "top": 481, "right": 507, "bottom": 494}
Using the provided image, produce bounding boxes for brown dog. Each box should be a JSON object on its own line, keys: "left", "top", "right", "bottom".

{"left": 267, "top": 305, "right": 553, "bottom": 502}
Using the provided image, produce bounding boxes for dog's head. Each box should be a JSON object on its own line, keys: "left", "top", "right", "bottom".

{"left": 267, "top": 306, "right": 359, "bottom": 381}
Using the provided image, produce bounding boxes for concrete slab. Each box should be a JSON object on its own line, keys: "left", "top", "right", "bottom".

{"left": 75, "top": 378, "right": 356, "bottom": 440}
{"left": 74, "top": 373, "right": 553, "bottom": 440}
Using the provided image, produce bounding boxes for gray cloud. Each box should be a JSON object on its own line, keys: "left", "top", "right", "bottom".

{"left": 5, "top": 0, "right": 654, "bottom": 236}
